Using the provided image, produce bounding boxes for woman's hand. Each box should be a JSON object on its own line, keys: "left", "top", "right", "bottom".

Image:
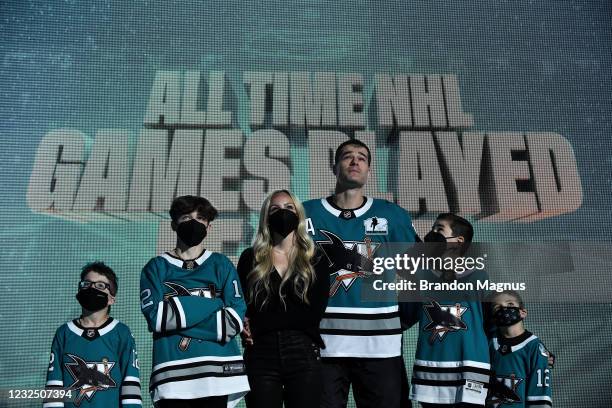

{"left": 241, "top": 317, "right": 254, "bottom": 346}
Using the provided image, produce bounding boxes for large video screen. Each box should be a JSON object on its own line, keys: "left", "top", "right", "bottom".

{"left": 1, "top": 1, "right": 611, "bottom": 407}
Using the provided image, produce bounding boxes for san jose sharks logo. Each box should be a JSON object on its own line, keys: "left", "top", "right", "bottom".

{"left": 164, "top": 282, "right": 221, "bottom": 351}
{"left": 423, "top": 300, "right": 468, "bottom": 343}
{"left": 315, "top": 230, "right": 380, "bottom": 297}
{"left": 487, "top": 373, "right": 523, "bottom": 406}
{"left": 65, "top": 354, "right": 116, "bottom": 406}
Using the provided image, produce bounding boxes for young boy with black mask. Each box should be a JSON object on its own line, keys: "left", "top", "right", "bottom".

{"left": 44, "top": 262, "right": 142, "bottom": 407}
{"left": 404, "top": 214, "right": 490, "bottom": 407}
{"left": 139, "top": 195, "right": 249, "bottom": 408}
{"left": 486, "top": 291, "right": 552, "bottom": 407}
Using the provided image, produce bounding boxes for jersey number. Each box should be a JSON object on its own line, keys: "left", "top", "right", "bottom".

{"left": 140, "top": 289, "right": 153, "bottom": 309}
{"left": 232, "top": 280, "right": 241, "bottom": 298}
{"left": 48, "top": 352, "right": 54, "bottom": 372}
{"left": 132, "top": 349, "right": 140, "bottom": 369}
{"left": 536, "top": 368, "right": 550, "bottom": 387}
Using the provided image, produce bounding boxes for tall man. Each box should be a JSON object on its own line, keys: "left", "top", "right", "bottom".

{"left": 303, "top": 139, "right": 419, "bottom": 408}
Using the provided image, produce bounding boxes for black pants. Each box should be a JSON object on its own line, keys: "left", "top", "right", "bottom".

{"left": 320, "top": 355, "right": 404, "bottom": 408}
{"left": 156, "top": 395, "right": 228, "bottom": 408}
{"left": 244, "top": 330, "right": 323, "bottom": 408}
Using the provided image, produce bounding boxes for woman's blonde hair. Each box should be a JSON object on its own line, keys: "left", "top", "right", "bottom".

{"left": 248, "top": 189, "right": 316, "bottom": 309}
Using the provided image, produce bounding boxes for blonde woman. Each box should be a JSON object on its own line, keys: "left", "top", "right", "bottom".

{"left": 237, "top": 190, "right": 329, "bottom": 408}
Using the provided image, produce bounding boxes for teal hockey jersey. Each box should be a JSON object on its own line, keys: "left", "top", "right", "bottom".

{"left": 487, "top": 331, "right": 552, "bottom": 408}
{"left": 44, "top": 318, "right": 141, "bottom": 408}
{"left": 407, "top": 268, "right": 491, "bottom": 405}
{"left": 140, "top": 250, "right": 249, "bottom": 406}
{"left": 303, "top": 197, "right": 418, "bottom": 358}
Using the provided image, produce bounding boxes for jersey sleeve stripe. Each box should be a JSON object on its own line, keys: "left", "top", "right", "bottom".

{"left": 161, "top": 298, "right": 169, "bottom": 332}
{"left": 42, "top": 403, "right": 64, "bottom": 408}
{"left": 173, "top": 297, "right": 186, "bottom": 329}
{"left": 121, "top": 385, "right": 142, "bottom": 396}
{"left": 526, "top": 402, "right": 552, "bottom": 407}
{"left": 216, "top": 310, "right": 222, "bottom": 342}
{"left": 166, "top": 297, "right": 179, "bottom": 331}
{"left": 121, "top": 399, "right": 143, "bottom": 405}
{"left": 527, "top": 396, "right": 552, "bottom": 402}
{"left": 123, "top": 376, "right": 140, "bottom": 384}
{"left": 121, "top": 394, "right": 142, "bottom": 400}
{"left": 225, "top": 307, "right": 244, "bottom": 333}
{"left": 155, "top": 301, "right": 164, "bottom": 333}
{"left": 220, "top": 309, "right": 227, "bottom": 343}
{"left": 46, "top": 380, "right": 64, "bottom": 386}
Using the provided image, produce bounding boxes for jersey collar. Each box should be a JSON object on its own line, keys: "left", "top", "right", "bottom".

{"left": 68, "top": 317, "right": 118, "bottom": 337}
{"left": 493, "top": 330, "right": 537, "bottom": 353}
{"left": 321, "top": 196, "right": 373, "bottom": 218}
{"left": 162, "top": 249, "right": 212, "bottom": 269}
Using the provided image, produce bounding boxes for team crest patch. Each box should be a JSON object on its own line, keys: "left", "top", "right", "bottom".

{"left": 423, "top": 300, "right": 468, "bottom": 343}
{"left": 487, "top": 373, "right": 523, "bottom": 406}
{"left": 316, "top": 230, "right": 380, "bottom": 296}
{"left": 364, "top": 217, "right": 388, "bottom": 235}
{"left": 65, "top": 354, "right": 116, "bottom": 406}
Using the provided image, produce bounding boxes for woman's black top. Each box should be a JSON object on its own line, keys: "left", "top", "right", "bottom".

{"left": 237, "top": 247, "right": 330, "bottom": 348}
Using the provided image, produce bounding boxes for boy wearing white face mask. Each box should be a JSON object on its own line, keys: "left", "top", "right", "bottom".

{"left": 44, "top": 262, "right": 142, "bottom": 408}
{"left": 139, "top": 195, "right": 249, "bottom": 408}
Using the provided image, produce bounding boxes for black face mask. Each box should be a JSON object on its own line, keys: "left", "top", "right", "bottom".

{"left": 493, "top": 306, "right": 523, "bottom": 327}
{"left": 176, "top": 219, "right": 207, "bottom": 247}
{"left": 76, "top": 287, "right": 109, "bottom": 312}
{"left": 424, "top": 231, "right": 448, "bottom": 243}
{"left": 423, "top": 230, "right": 450, "bottom": 258}
{"left": 268, "top": 208, "right": 299, "bottom": 238}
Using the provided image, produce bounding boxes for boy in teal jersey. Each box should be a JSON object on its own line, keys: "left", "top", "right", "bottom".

{"left": 139, "top": 195, "right": 249, "bottom": 408}
{"left": 486, "top": 291, "right": 552, "bottom": 408}
{"left": 404, "top": 214, "right": 490, "bottom": 407}
{"left": 303, "top": 139, "right": 419, "bottom": 408}
{"left": 44, "top": 262, "right": 141, "bottom": 408}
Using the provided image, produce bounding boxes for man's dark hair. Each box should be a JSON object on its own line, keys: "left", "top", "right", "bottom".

{"left": 169, "top": 195, "right": 218, "bottom": 223}
{"left": 436, "top": 213, "right": 474, "bottom": 254}
{"left": 81, "top": 261, "right": 118, "bottom": 296}
{"left": 334, "top": 139, "right": 372, "bottom": 166}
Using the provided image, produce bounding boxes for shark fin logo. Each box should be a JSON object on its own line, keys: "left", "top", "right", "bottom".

{"left": 163, "top": 281, "right": 220, "bottom": 351}
{"left": 65, "top": 354, "right": 116, "bottom": 406}
{"left": 488, "top": 373, "right": 523, "bottom": 407}
{"left": 422, "top": 300, "right": 468, "bottom": 343}
{"left": 316, "top": 230, "right": 379, "bottom": 296}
